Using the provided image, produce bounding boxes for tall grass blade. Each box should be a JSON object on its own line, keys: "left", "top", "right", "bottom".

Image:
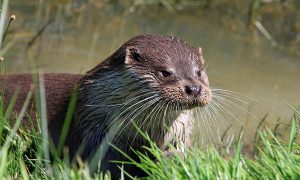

{"left": 232, "top": 132, "right": 242, "bottom": 178}
{"left": 0, "top": 0, "right": 9, "bottom": 49}
{"left": 38, "top": 72, "right": 50, "bottom": 171}
{"left": 57, "top": 88, "right": 78, "bottom": 158}
{"left": 19, "top": 160, "right": 29, "bottom": 180}
{"left": 288, "top": 116, "right": 297, "bottom": 152}
{"left": 4, "top": 86, "right": 19, "bottom": 119}
{"left": 284, "top": 99, "right": 300, "bottom": 115}
{"left": 0, "top": 146, "right": 8, "bottom": 178}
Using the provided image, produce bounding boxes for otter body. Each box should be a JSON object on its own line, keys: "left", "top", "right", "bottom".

{"left": 0, "top": 34, "right": 212, "bottom": 178}
{"left": 0, "top": 74, "right": 82, "bottom": 126}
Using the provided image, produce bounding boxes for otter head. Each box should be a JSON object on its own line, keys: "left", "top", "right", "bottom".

{"left": 112, "top": 34, "right": 212, "bottom": 109}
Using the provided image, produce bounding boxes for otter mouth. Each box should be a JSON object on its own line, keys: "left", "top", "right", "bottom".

{"left": 186, "top": 101, "right": 210, "bottom": 109}
{"left": 157, "top": 91, "right": 213, "bottom": 110}
{"left": 186, "top": 104, "right": 201, "bottom": 110}
{"left": 184, "top": 94, "right": 213, "bottom": 109}
{"left": 156, "top": 86, "right": 213, "bottom": 110}
{"left": 170, "top": 97, "right": 212, "bottom": 110}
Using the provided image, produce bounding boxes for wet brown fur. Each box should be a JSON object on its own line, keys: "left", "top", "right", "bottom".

{"left": 0, "top": 74, "right": 82, "bottom": 128}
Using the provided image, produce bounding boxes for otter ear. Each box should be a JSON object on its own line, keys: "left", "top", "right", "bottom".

{"left": 125, "top": 47, "right": 142, "bottom": 64}
{"left": 198, "top": 47, "right": 205, "bottom": 64}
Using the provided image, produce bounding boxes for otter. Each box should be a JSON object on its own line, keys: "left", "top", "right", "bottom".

{"left": 0, "top": 34, "right": 212, "bottom": 178}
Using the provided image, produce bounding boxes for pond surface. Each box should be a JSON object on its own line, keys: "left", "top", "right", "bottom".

{"left": 4, "top": 1, "right": 300, "bottom": 144}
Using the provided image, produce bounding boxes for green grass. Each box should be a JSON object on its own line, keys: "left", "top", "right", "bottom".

{"left": 118, "top": 115, "right": 300, "bottom": 179}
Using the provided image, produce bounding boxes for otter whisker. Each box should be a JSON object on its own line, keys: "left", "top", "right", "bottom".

{"left": 202, "top": 106, "right": 218, "bottom": 143}
{"left": 92, "top": 94, "right": 158, "bottom": 138}
{"left": 204, "top": 104, "right": 220, "bottom": 142}
{"left": 212, "top": 88, "right": 258, "bottom": 102}
{"left": 121, "top": 91, "right": 158, "bottom": 106}
{"left": 146, "top": 101, "right": 166, "bottom": 140}
{"left": 130, "top": 100, "right": 165, "bottom": 147}
{"left": 85, "top": 104, "right": 122, "bottom": 107}
{"left": 195, "top": 107, "right": 205, "bottom": 133}
{"left": 152, "top": 101, "right": 170, "bottom": 142}
{"left": 209, "top": 101, "right": 227, "bottom": 126}
{"left": 111, "top": 90, "right": 156, "bottom": 107}
{"left": 193, "top": 106, "right": 201, "bottom": 129}
{"left": 147, "top": 101, "right": 170, "bottom": 141}
{"left": 158, "top": 100, "right": 174, "bottom": 145}
{"left": 211, "top": 87, "right": 246, "bottom": 99}
{"left": 213, "top": 95, "right": 260, "bottom": 122}
{"left": 115, "top": 96, "right": 161, "bottom": 141}
{"left": 162, "top": 100, "right": 172, "bottom": 129}
{"left": 160, "top": 101, "right": 172, "bottom": 134}
{"left": 107, "top": 94, "right": 160, "bottom": 129}
{"left": 115, "top": 95, "right": 160, "bottom": 126}
{"left": 87, "top": 81, "right": 156, "bottom": 105}
{"left": 128, "top": 100, "right": 163, "bottom": 142}
{"left": 211, "top": 100, "right": 243, "bottom": 126}
{"left": 138, "top": 102, "right": 161, "bottom": 139}
{"left": 212, "top": 92, "right": 250, "bottom": 106}
{"left": 197, "top": 106, "right": 215, "bottom": 143}
{"left": 207, "top": 103, "right": 223, "bottom": 131}
{"left": 79, "top": 92, "right": 155, "bottom": 126}
{"left": 115, "top": 98, "right": 159, "bottom": 143}
{"left": 208, "top": 103, "right": 230, "bottom": 143}
{"left": 197, "top": 106, "right": 212, "bottom": 142}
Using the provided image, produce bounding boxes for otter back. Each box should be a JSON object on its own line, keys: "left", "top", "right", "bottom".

{"left": 0, "top": 74, "right": 82, "bottom": 129}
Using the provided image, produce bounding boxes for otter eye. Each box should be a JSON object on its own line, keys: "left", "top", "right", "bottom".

{"left": 196, "top": 70, "right": 202, "bottom": 77}
{"left": 160, "top": 70, "right": 172, "bottom": 77}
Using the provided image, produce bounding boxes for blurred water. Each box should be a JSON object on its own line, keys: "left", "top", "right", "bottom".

{"left": 4, "top": 1, "right": 300, "bottom": 143}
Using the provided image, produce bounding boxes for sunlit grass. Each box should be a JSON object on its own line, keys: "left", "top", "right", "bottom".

{"left": 114, "top": 113, "right": 300, "bottom": 179}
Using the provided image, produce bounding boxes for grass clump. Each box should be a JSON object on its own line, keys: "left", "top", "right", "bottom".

{"left": 126, "top": 112, "right": 300, "bottom": 179}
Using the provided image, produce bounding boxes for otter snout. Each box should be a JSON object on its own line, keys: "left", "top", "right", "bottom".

{"left": 185, "top": 85, "right": 202, "bottom": 96}
{"left": 182, "top": 82, "right": 212, "bottom": 107}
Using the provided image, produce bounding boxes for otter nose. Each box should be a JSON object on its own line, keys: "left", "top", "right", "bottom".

{"left": 185, "top": 85, "right": 202, "bottom": 96}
